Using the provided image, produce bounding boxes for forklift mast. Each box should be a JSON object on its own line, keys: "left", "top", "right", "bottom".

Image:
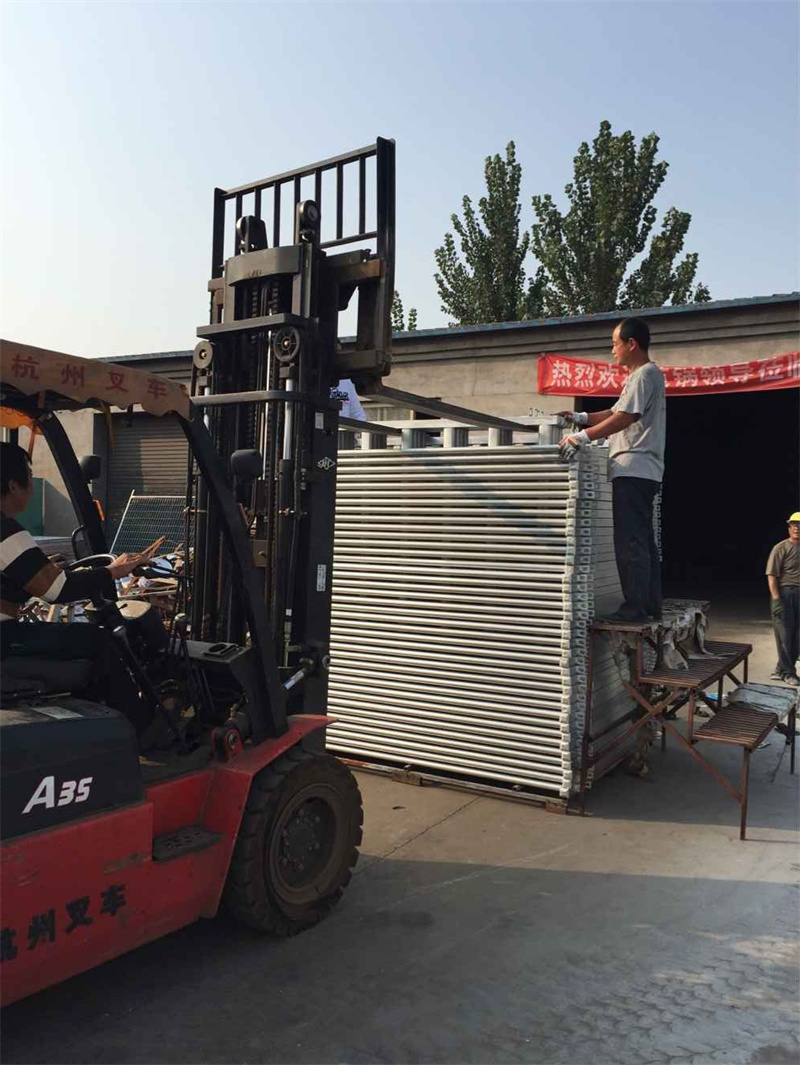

{"left": 188, "top": 138, "right": 395, "bottom": 726}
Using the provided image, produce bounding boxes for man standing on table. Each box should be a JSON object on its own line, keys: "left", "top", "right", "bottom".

{"left": 559, "top": 317, "right": 666, "bottom": 624}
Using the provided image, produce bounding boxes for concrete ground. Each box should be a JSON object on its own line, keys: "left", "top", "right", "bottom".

{"left": 3, "top": 601, "right": 798, "bottom": 1065}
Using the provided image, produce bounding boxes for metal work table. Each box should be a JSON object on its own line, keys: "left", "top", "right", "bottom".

{"left": 577, "top": 605, "right": 791, "bottom": 838}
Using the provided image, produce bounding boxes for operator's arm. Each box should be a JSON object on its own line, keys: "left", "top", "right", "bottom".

{"left": 0, "top": 522, "right": 111, "bottom": 602}
{"left": 767, "top": 574, "right": 781, "bottom": 601}
{"left": 0, "top": 519, "right": 139, "bottom": 604}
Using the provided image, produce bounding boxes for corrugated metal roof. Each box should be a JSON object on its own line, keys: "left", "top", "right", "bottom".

{"left": 390, "top": 292, "right": 799, "bottom": 340}
{"left": 106, "top": 291, "right": 799, "bottom": 364}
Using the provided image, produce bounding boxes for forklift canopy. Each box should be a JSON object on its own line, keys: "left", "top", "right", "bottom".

{"left": 0, "top": 336, "right": 290, "bottom": 743}
{"left": 0, "top": 339, "right": 191, "bottom": 420}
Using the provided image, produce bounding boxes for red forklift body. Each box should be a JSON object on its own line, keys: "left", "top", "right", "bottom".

{"left": 0, "top": 717, "right": 327, "bottom": 1007}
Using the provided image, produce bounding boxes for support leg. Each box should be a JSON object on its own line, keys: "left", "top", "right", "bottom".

{"left": 662, "top": 719, "right": 741, "bottom": 800}
{"left": 791, "top": 706, "right": 796, "bottom": 776}
{"left": 661, "top": 716, "right": 667, "bottom": 753}
{"left": 740, "top": 749, "right": 751, "bottom": 841}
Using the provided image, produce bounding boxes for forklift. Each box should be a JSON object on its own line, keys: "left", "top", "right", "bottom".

{"left": 0, "top": 139, "right": 397, "bottom": 1006}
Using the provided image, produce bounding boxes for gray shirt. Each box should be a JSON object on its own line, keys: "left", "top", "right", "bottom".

{"left": 766, "top": 539, "right": 800, "bottom": 589}
{"left": 609, "top": 361, "right": 666, "bottom": 482}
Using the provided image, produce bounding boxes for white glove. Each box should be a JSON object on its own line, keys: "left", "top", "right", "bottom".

{"left": 559, "top": 429, "right": 590, "bottom": 462}
{"left": 560, "top": 442, "right": 577, "bottom": 462}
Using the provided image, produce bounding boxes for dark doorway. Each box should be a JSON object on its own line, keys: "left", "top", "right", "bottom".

{"left": 581, "top": 387, "right": 800, "bottom": 604}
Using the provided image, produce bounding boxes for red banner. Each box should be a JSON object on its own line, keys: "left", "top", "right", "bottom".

{"left": 537, "top": 351, "right": 800, "bottom": 397}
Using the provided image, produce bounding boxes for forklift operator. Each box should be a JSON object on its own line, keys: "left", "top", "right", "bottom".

{"left": 0, "top": 442, "right": 151, "bottom": 733}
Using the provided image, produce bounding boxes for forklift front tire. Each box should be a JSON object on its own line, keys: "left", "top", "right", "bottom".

{"left": 223, "top": 747, "right": 363, "bottom": 935}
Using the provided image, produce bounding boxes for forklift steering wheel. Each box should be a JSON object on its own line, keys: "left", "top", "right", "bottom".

{"left": 64, "top": 553, "right": 116, "bottom": 572}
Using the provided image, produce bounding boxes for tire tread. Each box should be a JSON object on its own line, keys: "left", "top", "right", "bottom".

{"left": 223, "top": 749, "right": 362, "bottom": 935}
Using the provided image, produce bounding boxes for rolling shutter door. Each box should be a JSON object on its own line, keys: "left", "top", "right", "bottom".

{"left": 106, "top": 414, "right": 189, "bottom": 537}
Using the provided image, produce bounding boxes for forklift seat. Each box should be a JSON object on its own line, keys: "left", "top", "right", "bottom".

{"left": 1, "top": 657, "right": 94, "bottom": 696}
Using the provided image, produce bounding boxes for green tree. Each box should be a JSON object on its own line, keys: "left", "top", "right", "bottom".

{"left": 391, "top": 291, "right": 417, "bottom": 332}
{"left": 531, "top": 121, "right": 710, "bottom": 316}
{"left": 434, "top": 142, "right": 543, "bottom": 325}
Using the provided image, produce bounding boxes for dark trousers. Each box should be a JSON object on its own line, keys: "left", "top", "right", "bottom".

{"left": 0, "top": 620, "right": 151, "bottom": 733}
{"left": 612, "top": 476, "right": 662, "bottom": 618}
{"left": 774, "top": 586, "right": 800, "bottom": 679}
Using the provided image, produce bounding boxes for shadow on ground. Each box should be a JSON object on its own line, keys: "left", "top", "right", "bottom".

{"left": 3, "top": 585, "right": 797, "bottom": 1065}
{"left": 3, "top": 851, "right": 798, "bottom": 1065}
{"left": 585, "top": 717, "right": 798, "bottom": 834}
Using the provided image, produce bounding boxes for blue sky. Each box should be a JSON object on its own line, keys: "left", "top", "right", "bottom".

{"left": 1, "top": 0, "right": 797, "bottom": 357}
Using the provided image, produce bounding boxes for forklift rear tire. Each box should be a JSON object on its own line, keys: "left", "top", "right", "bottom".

{"left": 223, "top": 747, "right": 363, "bottom": 935}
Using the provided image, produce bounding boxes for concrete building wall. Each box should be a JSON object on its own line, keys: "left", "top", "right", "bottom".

{"left": 379, "top": 295, "right": 799, "bottom": 417}
{"left": 30, "top": 293, "right": 799, "bottom": 532}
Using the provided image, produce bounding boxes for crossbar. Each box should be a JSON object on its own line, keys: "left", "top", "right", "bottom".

{"left": 359, "top": 384, "right": 530, "bottom": 432}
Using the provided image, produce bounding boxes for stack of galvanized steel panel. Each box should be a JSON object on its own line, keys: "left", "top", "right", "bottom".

{"left": 327, "top": 440, "right": 640, "bottom": 800}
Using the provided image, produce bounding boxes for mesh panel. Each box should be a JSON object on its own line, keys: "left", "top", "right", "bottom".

{"left": 110, "top": 494, "right": 188, "bottom": 555}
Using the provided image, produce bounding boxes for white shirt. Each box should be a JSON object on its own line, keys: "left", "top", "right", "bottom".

{"left": 330, "top": 379, "right": 365, "bottom": 421}
{"left": 609, "top": 361, "right": 666, "bottom": 482}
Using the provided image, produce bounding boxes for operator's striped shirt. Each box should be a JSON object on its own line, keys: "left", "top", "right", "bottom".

{"left": 0, "top": 515, "right": 111, "bottom": 621}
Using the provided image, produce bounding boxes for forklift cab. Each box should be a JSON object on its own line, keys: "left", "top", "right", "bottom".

{"left": 0, "top": 344, "right": 287, "bottom": 725}
{"left": 0, "top": 137, "right": 398, "bottom": 1007}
